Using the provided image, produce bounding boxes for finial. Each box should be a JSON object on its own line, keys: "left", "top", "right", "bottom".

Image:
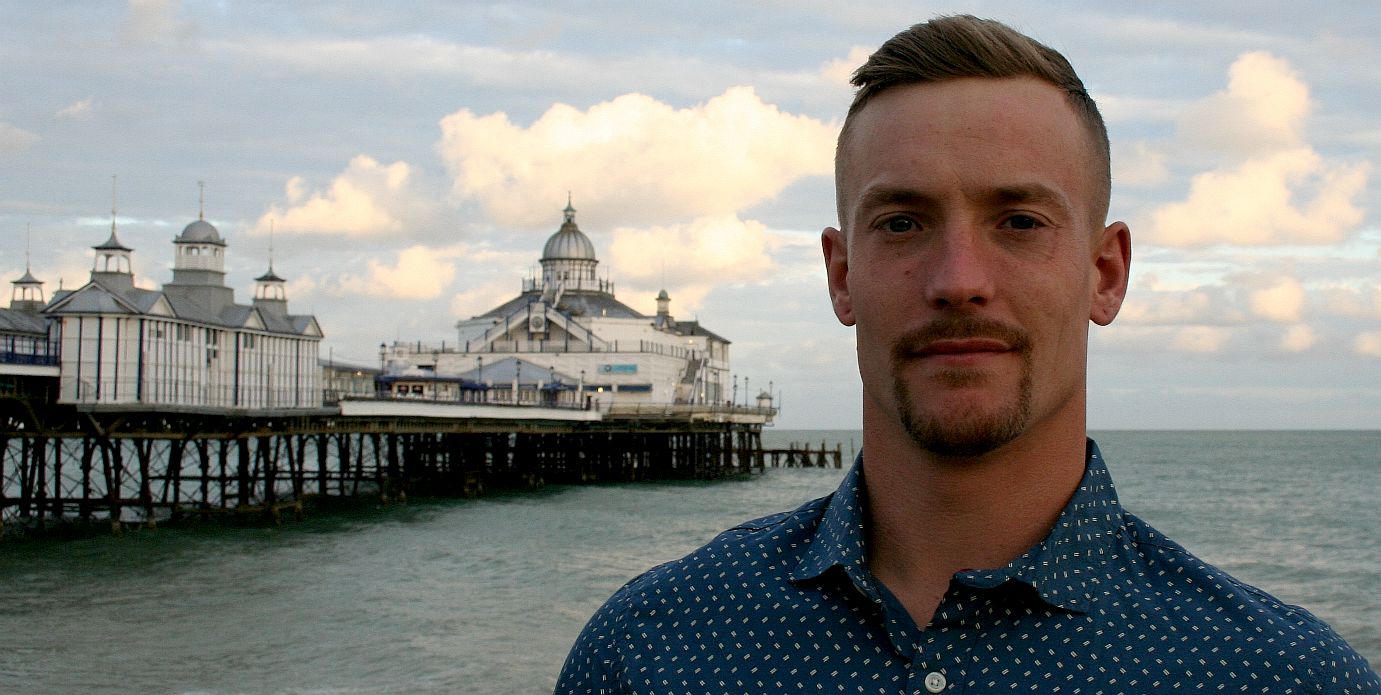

{"left": 198, "top": 180, "right": 205, "bottom": 220}
{"left": 268, "top": 218, "right": 275, "bottom": 271}
{"left": 110, "top": 174, "right": 119, "bottom": 236}
{"left": 563, "top": 192, "right": 576, "bottom": 223}
{"left": 25, "top": 223, "right": 32, "bottom": 272}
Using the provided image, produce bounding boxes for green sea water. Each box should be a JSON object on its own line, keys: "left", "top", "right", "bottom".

{"left": 0, "top": 430, "right": 1376, "bottom": 694}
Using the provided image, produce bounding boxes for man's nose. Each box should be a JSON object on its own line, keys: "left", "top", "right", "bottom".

{"left": 923, "top": 228, "right": 995, "bottom": 310}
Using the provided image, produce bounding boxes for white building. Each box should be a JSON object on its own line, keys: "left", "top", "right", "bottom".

{"left": 45, "top": 214, "right": 322, "bottom": 410}
{"left": 383, "top": 201, "right": 731, "bottom": 407}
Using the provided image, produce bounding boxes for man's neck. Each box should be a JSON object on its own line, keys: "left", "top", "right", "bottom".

{"left": 860, "top": 407, "right": 1088, "bottom": 628}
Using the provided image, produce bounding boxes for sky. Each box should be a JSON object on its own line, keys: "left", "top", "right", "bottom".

{"left": 2, "top": 1, "right": 1379, "bottom": 430}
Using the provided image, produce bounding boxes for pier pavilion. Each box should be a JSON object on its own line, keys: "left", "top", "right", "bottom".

{"left": 43, "top": 211, "right": 321, "bottom": 410}
{"left": 383, "top": 200, "right": 733, "bottom": 409}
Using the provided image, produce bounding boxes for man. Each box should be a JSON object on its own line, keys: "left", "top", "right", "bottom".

{"left": 557, "top": 16, "right": 1379, "bottom": 694}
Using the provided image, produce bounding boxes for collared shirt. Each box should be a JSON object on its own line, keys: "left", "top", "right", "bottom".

{"left": 557, "top": 440, "right": 1380, "bottom": 694}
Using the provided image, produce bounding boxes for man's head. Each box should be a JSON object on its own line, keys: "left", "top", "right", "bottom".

{"left": 823, "top": 16, "right": 1130, "bottom": 459}
{"left": 837, "top": 15, "right": 1110, "bottom": 227}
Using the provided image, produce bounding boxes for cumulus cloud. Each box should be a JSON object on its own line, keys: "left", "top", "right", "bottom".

{"left": 1280, "top": 324, "right": 1316, "bottom": 352}
{"left": 1177, "top": 52, "right": 1309, "bottom": 156}
{"left": 1145, "top": 52, "right": 1370, "bottom": 247}
{"left": 437, "top": 87, "right": 835, "bottom": 229}
{"left": 334, "top": 245, "right": 461, "bottom": 300}
{"left": 1317, "top": 284, "right": 1381, "bottom": 319}
{"left": 608, "top": 214, "right": 775, "bottom": 312}
{"left": 256, "top": 155, "right": 442, "bottom": 238}
{"left": 1247, "top": 275, "right": 1305, "bottom": 323}
{"left": 1098, "top": 325, "right": 1233, "bottom": 354}
{"left": 819, "top": 46, "right": 871, "bottom": 86}
{"left": 0, "top": 122, "right": 39, "bottom": 155}
{"left": 1112, "top": 141, "right": 1170, "bottom": 187}
{"left": 1356, "top": 332, "right": 1381, "bottom": 358}
{"left": 56, "top": 98, "right": 94, "bottom": 120}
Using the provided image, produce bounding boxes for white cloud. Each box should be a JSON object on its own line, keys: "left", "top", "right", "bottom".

{"left": 1248, "top": 275, "right": 1305, "bottom": 323}
{"left": 608, "top": 214, "right": 775, "bottom": 313}
{"left": 1098, "top": 325, "right": 1234, "bottom": 354}
{"left": 437, "top": 87, "right": 835, "bottom": 230}
{"left": 1169, "top": 325, "right": 1232, "bottom": 353}
{"left": 56, "top": 98, "right": 93, "bottom": 120}
{"left": 1177, "top": 52, "right": 1309, "bottom": 157}
{"left": 335, "top": 245, "right": 461, "bottom": 300}
{"left": 256, "top": 155, "right": 441, "bottom": 238}
{"left": 0, "top": 122, "right": 39, "bottom": 155}
{"left": 1356, "top": 331, "right": 1381, "bottom": 358}
{"left": 1280, "top": 324, "right": 1316, "bottom": 352}
{"left": 1112, "top": 140, "right": 1170, "bottom": 187}
{"left": 1145, "top": 52, "right": 1371, "bottom": 247}
{"left": 1149, "top": 148, "right": 1369, "bottom": 246}
{"left": 819, "top": 46, "right": 871, "bottom": 86}
{"left": 1317, "top": 284, "right": 1381, "bottom": 319}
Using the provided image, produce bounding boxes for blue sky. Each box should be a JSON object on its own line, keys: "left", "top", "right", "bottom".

{"left": 2, "top": 1, "right": 1378, "bottom": 429}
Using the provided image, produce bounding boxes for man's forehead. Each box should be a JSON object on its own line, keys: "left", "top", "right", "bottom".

{"left": 836, "top": 77, "right": 1102, "bottom": 222}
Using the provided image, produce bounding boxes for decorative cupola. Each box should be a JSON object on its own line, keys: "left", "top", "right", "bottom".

{"left": 656, "top": 288, "right": 671, "bottom": 318}
{"left": 171, "top": 184, "right": 228, "bottom": 287}
{"left": 254, "top": 265, "right": 288, "bottom": 314}
{"left": 539, "top": 196, "right": 600, "bottom": 292}
{"left": 253, "top": 220, "right": 288, "bottom": 314}
{"left": 10, "top": 268, "right": 45, "bottom": 313}
{"left": 92, "top": 229, "right": 136, "bottom": 293}
{"left": 91, "top": 176, "right": 135, "bottom": 292}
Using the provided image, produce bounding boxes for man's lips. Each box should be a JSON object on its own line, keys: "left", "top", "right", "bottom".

{"left": 911, "top": 338, "right": 1013, "bottom": 357}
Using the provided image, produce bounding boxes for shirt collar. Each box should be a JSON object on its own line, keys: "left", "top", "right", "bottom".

{"left": 790, "top": 439, "right": 1125, "bottom": 613}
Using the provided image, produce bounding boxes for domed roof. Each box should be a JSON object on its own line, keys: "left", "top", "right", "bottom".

{"left": 177, "top": 218, "right": 226, "bottom": 246}
{"left": 540, "top": 200, "right": 596, "bottom": 262}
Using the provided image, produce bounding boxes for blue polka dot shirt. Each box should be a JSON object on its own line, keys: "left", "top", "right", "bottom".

{"left": 557, "top": 440, "right": 1380, "bottom": 694}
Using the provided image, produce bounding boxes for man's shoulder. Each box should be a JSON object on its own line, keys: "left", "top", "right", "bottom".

{"left": 601, "top": 492, "right": 832, "bottom": 617}
{"left": 1115, "top": 512, "right": 1379, "bottom": 692}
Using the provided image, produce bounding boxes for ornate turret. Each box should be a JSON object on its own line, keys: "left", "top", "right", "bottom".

{"left": 10, "top": 267, "right": 45, "bottom": 313}
{"left": 254, "top": 265, "right": 288, "bottom": 315}
{"left": 164, "top": 183, "right": 234, "bottom": 308}
{"left": 91, "top": 229, "right": 135, "bottom": 292}
{"left": 656, "top": 288, "right": 671, "bottom": 318}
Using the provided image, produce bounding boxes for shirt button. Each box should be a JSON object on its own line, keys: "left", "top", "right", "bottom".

{"left": 923, "top": 671, "right": 946, "bottom": 693}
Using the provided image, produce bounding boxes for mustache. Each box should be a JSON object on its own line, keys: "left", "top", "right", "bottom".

{"left": 890, "top": 316, "right": 1033, "bottom": 361}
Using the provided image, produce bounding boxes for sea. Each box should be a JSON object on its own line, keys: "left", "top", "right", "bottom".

{"left": 0, "top": 430, "right": 1377, "bottom": 694}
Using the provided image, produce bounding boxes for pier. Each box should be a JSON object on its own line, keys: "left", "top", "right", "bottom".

{"left": 0, "top": 398, "right": 768, "bottom": 537}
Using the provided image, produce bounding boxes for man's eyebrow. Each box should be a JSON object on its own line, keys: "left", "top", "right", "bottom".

{"left": 855, "top": 186, "right": 936, "bottom": 211}
{"left": 986, "top": 184, "right": 1075, "bottom": 215}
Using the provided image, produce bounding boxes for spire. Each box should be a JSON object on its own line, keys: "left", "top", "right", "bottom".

{"left": 198, "top": 180, "right": 205, "bottom": 220}
{"left": 563, "top": 192, "right": 576, "bottom": 224}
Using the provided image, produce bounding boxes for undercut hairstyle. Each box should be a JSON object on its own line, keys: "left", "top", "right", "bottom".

{"left": 837, "top": 15, "right": 1111, "bottom": 224}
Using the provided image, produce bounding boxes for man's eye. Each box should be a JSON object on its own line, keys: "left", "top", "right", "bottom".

{"left": 1005, "top": 215, "right": 1041, "bottom": 230}
{"left": 884, "top": 217, "right": 916, "bottom": 233}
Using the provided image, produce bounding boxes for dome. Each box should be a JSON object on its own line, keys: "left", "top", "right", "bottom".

{"left": 540, "top": 201, "right": 596, "bottom": 261}
{"left": 542, "top": 225, "right": 596, "bottom": 261}
{"left": 177, "top": 219, "right": 225, "bottom": 246}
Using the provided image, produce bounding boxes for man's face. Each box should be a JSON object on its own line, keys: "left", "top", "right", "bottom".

{"left": 823, "top": 77, "right": 1129, "bottom": 458}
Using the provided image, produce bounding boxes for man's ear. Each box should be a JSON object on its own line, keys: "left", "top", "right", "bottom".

{"left": 822, "top": 226, "right": 856, "bottom": 327}
{"left": 1090, "top": 221, "right": 1131, "bottom": 326}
